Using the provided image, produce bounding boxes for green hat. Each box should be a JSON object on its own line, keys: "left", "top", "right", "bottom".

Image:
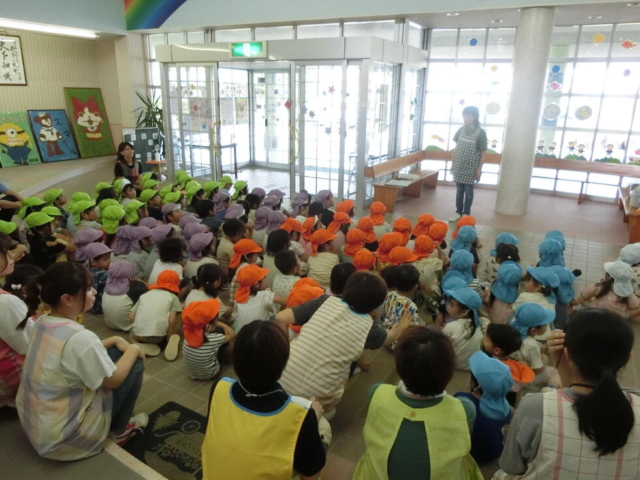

{"left": 72, "top": 200, "right": 96, "bottom": 224}
{"left": 70, "top": 192, "right": 91, "bottom": 204}
{"left": 18, "top": 197, "right": 46, "bottom": 219}
{"left": 203, "top": 181, "right": 220, "bottom": 196}
{"left": 141, "top": 172, "right": 154, "bottom": 184}
{"left": 43, "top": 188, "right": 63, "bottom": 204}
{"left": 220, "top": 175, "right": 233, "bottom": 186}
{"left": 113, "top": 178, "right": 127, "bottom": 194}
{"left": 164, "top": 191, "right": 181, "bottom": 204}
{"left": 185, "top": 180, "right": 201, "bottom": 190}
{"left": 41, "top": 206, "right": 62, "bottom": 217}
{"left": 99, "top": 199, "right": 119, "bottom": 214}
{"left": 95, "top": 182, "right": 112, "bottom": 194}
{"left": 101, "top": 205, "right": 126, "bottom": 234}
{"left": 140, "top": 189, "right": 159, "bottom": 204}
{"left": 125, "top": 200, "right": 145, "bottom": 225}
{"left": 0, "top": 220, "right": 17, "bottom": 235}
{"left": 232, "top": 180, "right": 247, "bottom": 200}
{"left": 25, "top": 212, "right": 54, "bottom": 229}
{"left": 186, "top": 184, "right": 203, "bottom": 204}
{"left": 143, "top": 179, "right": 159, "bottom": 190}
{"left": 159, "top": 184, "right": 173, "bottom": 199}
{"left": 176, "top": 170, "right": 189, "bottom": 182}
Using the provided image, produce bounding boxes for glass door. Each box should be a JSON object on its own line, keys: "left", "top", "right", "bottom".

{"left": 252, "top": 71, "right": 291, "bottom": 166}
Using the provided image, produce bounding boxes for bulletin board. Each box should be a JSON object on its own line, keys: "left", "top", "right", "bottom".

{"left": 122, "top": 127, "right": 160, "bottom": 173}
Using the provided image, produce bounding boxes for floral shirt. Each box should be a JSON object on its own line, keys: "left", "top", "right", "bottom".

{"left": 382, "top": 291, "right": 421, "bottom": 330}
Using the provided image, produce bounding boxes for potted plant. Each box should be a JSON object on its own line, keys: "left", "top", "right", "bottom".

{"left": 133, "top": 90, "right": 165, "bottom": 156}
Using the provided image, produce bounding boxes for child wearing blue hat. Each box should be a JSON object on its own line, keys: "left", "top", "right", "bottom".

{"left": 485, "top": 261, "right": 523, "bottom": 324}
{"left": 449, "top": 249, "right": 482, "bottom": 294}
{"left": 513, "top": 266, "right": 559, "bottom": 314}
{"left": 434, "top": 271, "right": 468, "bottom": 328}
{"left": 550, "top": 266, "right": 576, "bottom": 329}
{"left": 442, "top": 286, "right": 485, "bottom": 370}
{"left": 479, "top": 233, "right": 520, "bottom": 285}
{"left": 455, "top": 351, "right": 513, "bottom": 464}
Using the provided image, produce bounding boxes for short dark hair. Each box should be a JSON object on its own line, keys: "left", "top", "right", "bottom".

{"left": 486, "top": 323, "right": 522, "bottom": 356}
{"left": 195, "top": 199, "right": 214, "bottom": 219}
{"left": 320, "top": 210, "right": 334, "bottom": 228}
{"left": 239, "top": 200, "right": 250, "bottom": 215}
{"left": 244, "top": 193, "right": 260, "bottom": 209}
{"left": 496, "top": 243, "right": 520, "bottom": 263}
{"left": 394, "top": 264, "right": 420, "bottom": 292}
{"left": 365, "top": 240, "right": 379, "bottom": 252}
{"left": 330, "top": 263, "right": 356, "bottom": 295}
{"left": 275, "top": 250, "right": 298, "bottom": 275}
{"left": 341, "top": 271, "right": 387, "bottom": 314}
{"left": 122, "top": 183, "right": 136, "bottom": 195}
{"left": 232, "top": 320, "right": 290, "bottom": 386}
{"left": 380, "top": 265, "right": 398, "bottom": 289}
{"left": 158, "top": 237, "right": 184, "bottom": 264}
{"left": 266, "top": 229, "right": 290, "bottom": 256}
{"left": 395, "top": 326, "right": 456, "bottom": 396}
{"left": 308, "top": 202, "right": 324, "bottom": 217}
{"left": 222, "top": 218, "right": 244, "bottom": 237}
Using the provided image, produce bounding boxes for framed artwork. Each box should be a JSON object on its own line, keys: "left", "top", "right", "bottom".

{"left": 0, "top": 35, "right": 27, "bottom": 86}
{"left": 122, "top": 127, "right": 160, "bottom": 173}
{"left": 0, "top": 112, "right": 41, "bottom": 167}
{"left": 64, "top": 87, "right": 116, "bottom": 158}
{"left": 27, "top": 110, "right": 79, "bottom": 162}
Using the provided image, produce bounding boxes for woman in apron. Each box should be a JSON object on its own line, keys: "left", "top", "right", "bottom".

{"left": 114, "top": 142, "right": 141, "bottom": 187}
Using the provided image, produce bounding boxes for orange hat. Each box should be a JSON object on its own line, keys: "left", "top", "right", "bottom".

{"left": 280, "top": 217, "right": 305, "bottom": 234}
{"left": 412, "top": 214, "right": 435, "bottom": 237}
{"left": 413, "top": 235, "right": 436, "bottom": 259}
{"left": 336, "top": 199, "right": 354, "bottom": 215}
{"left": 501, "top": 358, "right": 535, "bottom": 385}
{"left": 392, "top": 217, "right": 412, "bottom": 246}
{"left": 309, "top": 229, "right": 337, "bottom": 255}
{"left": 327, "top": 212, "right": 353, "bottom": 234}
{"left": 235, "top": 264, "right": 269, "bottom": 304}
{"left": 302, "top": 216, "right": 316, "bottom": 241}
{"left": 182, "top": 299, "right": 221, "bottom": 348}
{"left": 388, "top": 246, "right": 419, "bottom": 266}
{"left": 149, "top": 270, "right": 181, "bottom": 294}
{"left": 353, "top": 249, "right": 376, "bottom": 271}
{"left": 287, "top": 284, "right": 325, "bottom": 308}
{"left": 377, "top": 232, "right": 404, "bottom": 263}
{"left": 428, "top": 221, "right": 449, "bottom": 244}
{"left": 357, "top": 217, "right": 377, "bottom": 244}
{"left": 230, "top": 239, "right": 263, "bottom": 269}
{"left": 369, "top": 201, "right": 386, "bottom": 226}
{"left": 343, "top": 228, "right": 367, "bottom": 257}
{"left": 452, "top": 215, "right": 476, "bottom": 239}
{"left": 294, "top": 277, "right": 323, "bottom": 289}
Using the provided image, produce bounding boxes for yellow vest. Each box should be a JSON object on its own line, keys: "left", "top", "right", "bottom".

{"left": 352, "top": 384, "right": 482, "bottom": 480}
{"left": 201, "top": 377, "right": 310, "bottom": 480}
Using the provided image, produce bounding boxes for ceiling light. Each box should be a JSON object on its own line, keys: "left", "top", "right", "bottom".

{"left": 446, "top": 12, "right": 460, "bottom": 16}
{"left": 0, "top": 18, "right": 98, "bottom": 38}
{"left": 491, "top": 19, "right": 503, "bottom": 23}
{"left": 588, "top": 15, "right": 603, "bottom": 19}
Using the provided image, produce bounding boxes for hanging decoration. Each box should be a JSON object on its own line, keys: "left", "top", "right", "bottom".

{"left": 328, "top": 86, "right": 336, "bottom": 94}
{"left": 575, "top": 105, "right": 593, "bottom": 121}
{"left": 551, "top": 65, "right": 561, "bottom": 74}
{"left": 593, "top": 33, "right": 606, "bottom": 44}
{"left": 624, "top": 69, "right": 632, "bottom": 77}
{"left": 542, "top": 103, "right": 561, "bottom": 121}
{"left": 309, "top": 110, "right": 316, "bottom": 118}
{"left": 458, "top": 99, "right": 465, "bottom": 105}
{"left": 284, "top": 100, "right": 291, "bottom": 110}
{"left": 490, "top": 65, "right": 498, "bottom": 73}
{"left": 486, "top": 102, "right": 501, "bottom": 115}
{"left": 425, "top": 134, "right": 446, "bottom": 152}
{"left": 325, "top": 127, "right": 332, "bottom": 135}
{"left": 621, "top": 39, "right": 637, "bottom": 50}
{"left": 548, "top": 81, "right": 562, "bottom": 91}
{"left": 469, "top": 38, "right": 478, "bottom": 46}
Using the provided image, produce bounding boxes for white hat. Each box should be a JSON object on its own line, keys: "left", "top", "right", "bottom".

{"left": 604, "top": 261, "right": 635, "bottom": 297}
{"left": 619, "top": 243, "right": 640, "bottom": 266}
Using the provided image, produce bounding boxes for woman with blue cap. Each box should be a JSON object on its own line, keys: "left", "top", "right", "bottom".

{"left": 513, "top": 266, "right": 559, "bottom": 314}
{"left": 479, "top": 233, "right": 520, "bottom": 284}
{"left": 443, "top": 286, "right": 485, "bottom": 370}
{"left": 455, "top": 351, "right": 513, "bottom": 464}
{"left": 486, "top": 262, "right": 523, "bottom": 324}
{"left": 550, "top": 266, "right": 576, "bottom": 329}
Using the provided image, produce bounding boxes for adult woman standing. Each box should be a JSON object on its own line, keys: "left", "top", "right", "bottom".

{"left": 114, "top": 142, "right": 141, "bottom": 186}
{"left": 493, "top": 308, "right": 640, "bottom": 479}
{"left": 449, "top": 106, "right": 487, "bottom": 222}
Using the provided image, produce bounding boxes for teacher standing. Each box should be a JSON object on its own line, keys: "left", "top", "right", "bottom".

{"left": 449, "top": 106, "right": 487, "bottom": 222}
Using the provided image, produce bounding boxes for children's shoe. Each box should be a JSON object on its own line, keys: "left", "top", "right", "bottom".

{"left": 110, "top": 413, "right": 148, "bottom": 446}
{"left": 135, "top": 342, "right": 161, "bottom": 357}
{"left": 448, "top": 213, "right": 462, "bottom": 222}
{"left": 164, "top": 334, "right": 180, "bottom": 361}
{"left": 571, "top": 269, "right": 582, "bottom": 278}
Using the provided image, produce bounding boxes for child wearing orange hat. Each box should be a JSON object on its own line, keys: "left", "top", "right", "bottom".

{"left": 452, "top": 215, "right": 476, "bottom": 240}
{"left": 233, "top": 264, "right": 287, "bottom": 331}
{"left": 392, "top": 217, "right": 412, "bottom": 247}
{"left": 299, "top": 216, "right": 317, "bottom": 260}
{"left": 327, "top": 212, "right": 352, "bottom": 254}
{"left": 411, "top": 214, "right": 435, "bottom": 239}
{"left": 182, "top": 299, "right": 235, "bottom": 380}
{"left": 413, "top": 235, "right": 445, "bottom": 297}
{"left": 388, "top": 246, "right": 418, "bottom": 266}
{"left": 130, "top": 270, "right": 183, "bottom": 360}
{"left": 377, "top": 232, "right": 404, "bottom": 266}
{"left": 229, "top": 239, "right": 263, "bottom": 301}
{"left": 280, "top": 217, "right": 308, "bottom": 262}
{"left": 307, "top": 229, "right": 339, "bottom": 289}
{"left": 369, "top": 202, "right": 392, "bottom": 240}
{"left": 335, "top": 199, "right": 354, "bottom": 217}
{"left": 356, "top": 217, "right": 378, "bottom": 250}
{"left": 353, "top": 249, "right": 377, "bottom": 271}
{"left": 341, "top": 228, "right": 367, "bottom": 263}
{"left": 428, "top": 221, "right": 449, "bottom": 250}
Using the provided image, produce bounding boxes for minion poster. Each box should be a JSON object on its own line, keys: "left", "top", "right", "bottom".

{"left": 0, "top": 112, "right": 41, "bottom": 167}
{"left": 64, "top": 87, "right": 116, "bottom": 158}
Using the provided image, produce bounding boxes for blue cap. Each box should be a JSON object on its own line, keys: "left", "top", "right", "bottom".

{"left": 492, "top": 262, "right": 523, "bottom": 304}
{"left": 469, "top": 352, "right": 513, "bottom": 421}
{"left": 527, "top": 266, "right": 560, "bottom": 289}
{"left": 545, "top": 230, "right": 566, "bottom": 251}
{"left": 550, "top": 266, "right": 576, "bottom": 304}
{"left": 450, "top": 226, "right": 477, "bottom": 253}
{"left": 538, "top": 238, "right": 565, "bottom": 268}
{"left": 451, "top": 249, "right": 474, "bottom": 284}
{"left": 442, "top": 271, "right": 468, "bottom": 293}
{"left": 448, "top": 286, "right": 482, "bottom": 327}
{"left": 490, "top": 232, "right": 520, "bottom": 257}
{"left": 511, "top": 303, "right": 556, "bottom": 338}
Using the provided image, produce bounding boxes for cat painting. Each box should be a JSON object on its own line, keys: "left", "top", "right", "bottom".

{"left": 64, "top": 87, "right": 115, "bottom": 157}
{"left": 72, "top": 96, "right": 104, "bottom": 141}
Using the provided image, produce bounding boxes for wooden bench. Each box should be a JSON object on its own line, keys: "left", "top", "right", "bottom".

{"left": 364, "top": 151, "right": 438, "bottom": 213}
{"left": 618, "top": 186, "right": 640, "bottom": 243}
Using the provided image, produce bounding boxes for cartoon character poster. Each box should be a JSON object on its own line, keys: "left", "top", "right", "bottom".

{"left": 27, "top": 110, "right": 79, "bottom": 162}
{"left": 0, "top": 112, "right": 41, "bottom": 167}
{"left": 64, "top": 87, "right": 116, "bottom": 158}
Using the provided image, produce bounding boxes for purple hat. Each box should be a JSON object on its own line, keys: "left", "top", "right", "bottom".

{"left": 254, "top": 206, "right": 271, "bottom": 231}
{"left": 189, "top": 232, "right": 214, "bottom": 261}
{"left": 84, "top": 242, "right": 113, "bottom": 261}
{"left": 262, "top": 195, "right": 279, "bottom": 208}
{"left": 73, "top": 229, "right": 104, "bottom": 262}
{"left": 315, "top": 190, "right": 332, "bottom": 205}
{"left": 161, "top": 203, "right": 180, "bottom": 217}
{"left": 266, "top": 210, "right": 287, "bottom": 234}
{"left": 138, "top": 217, "right": 159, "bottom": 229}
{"left": 104, "top": 261, "right": 135, "bottom": 296}
{"left": 151, "top": 224, "right": 173, "bottom": 249}
{"left": 179, "top": 214, "right": 202, "bottom": 229}
{"left": 291, "top": 190, "right": 309, "bottom": 217}
{"left": 183, "top": 222, "right": 208, "bottom": 241}
{"left": 111, "top": 225, "right": 135, "bottom": 256}
{"left": 251, "top": 187, "right": 266, "bottom": 198}
{"left": 130, "top": 226, "right": 153, "bottom": 253}
{"left": 268, "top": 189, "right": 285, "bottom": 200}
{"left": 213, "top": 192, "right": 230, "bottom": 211}
{"left": 225, "top": 204, "right": 245, "bottom": 220}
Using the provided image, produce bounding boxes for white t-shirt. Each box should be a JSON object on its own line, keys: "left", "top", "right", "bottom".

{"left": 234, "top": 290, "right": 278, "bottom": 332}
{"left": 216, "top": 237, "right": 235, "bottom": 273}
{"left": 125, "top": 251, "right": 149, "bottom": 279}
{"left": 148, "top": 260, "right": 184, "bottom": 285}
{"left": 0, "top": 294, "right": 31, "bottom": 355}
{"left": 307, "top": 252, "right": 339, "bottom": 290}
{"left": 272, "top": 273, "right": 299, "bottom": 299}
{"left": 262, "top": 255, "right": 278, "bottom": 288}
{"left": 143, "top": 250, "right": 160, "bottom": 282}
{"left": 43, "top": 315, "right": 116, "bottom": 390}
{"left": 102, "top": 293, "right": 134, "bottom": 332}
{"left": 132, "top": 289, "right": 182, "bottom": 337}
{"left": 184, "top": 257, "right": 217, "bottom": 280}
{"left": 443, "top": 317, "right": 483, "bottom": 371}
{"left": 183, "top": 332, "right": 227, "bottom": 380}
{"left": 253, "top": 229, "right": 267, "bottom": 250}
{"left": 184, "top": 289, "right": 229, "bottom": 316}
{"left": 512, "top": 336, "right": 544, "bottom": 370}
{"left": 373, "top": 222, "right": 392, "bottom": 240}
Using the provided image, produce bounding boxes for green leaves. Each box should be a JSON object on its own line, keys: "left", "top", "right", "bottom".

{"left": 133, "top": 90, "right": 165, "bottom": 155}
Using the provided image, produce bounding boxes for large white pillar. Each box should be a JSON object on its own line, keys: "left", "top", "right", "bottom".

{"left": 495, "top": 7, "right": 555, "bottom": 215}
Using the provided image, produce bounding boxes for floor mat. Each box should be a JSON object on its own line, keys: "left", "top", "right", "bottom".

{"left": 124, "top": 402, "right": 207, "bottom": 480}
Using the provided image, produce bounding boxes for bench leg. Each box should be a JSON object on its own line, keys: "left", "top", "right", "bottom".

{"left": 403, "top": 181, "right": 423, "bottom": 198}
{"left": 374, "top": 188, "right": 399, "bottom": 213}
{"left": 423, "top": 172, "right": 439, "bottom": 189}
{"left": 630, "top": 217, "right": 640, "bottom": 243}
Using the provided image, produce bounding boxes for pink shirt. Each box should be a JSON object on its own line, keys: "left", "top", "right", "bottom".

{"left": 581, "top": 284, "right": 640, "bottom": 319}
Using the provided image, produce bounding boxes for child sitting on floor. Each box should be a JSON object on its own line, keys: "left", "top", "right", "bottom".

{"left": 272, "top": 250, "right": 300, "bottom": 299}
{"left": 382, "top": 264, "right": 422, "bottom": 336}
{"left": 75, "top": 201, "right": 102, "bottom": 231}
{"left": 442, "top": 285, "right": 484, "bottom": 370}
{"left": 550, "top": 265, "right": 576, "bottom": 329}
{"left": 377, "top": 232, "right": 404, "bottom": 267}
{"left": 229, "top": 238, "right": 263, "bottom": 300}
{"left": 26, "top": 212, "right": 74, "bottom": 270}
{"left": 233, "top": 264, "right": 287, "bottom": 331}
{"left": 538, "top": 233, "right": 565, "bottom": 267}
{"left": 450, "top": 225, "right": 480, "bottom": 275}
{"left": 479, "top": 233, "right": 519, "bottom": 284}
{"left": 353, "top": 248, "right": 377, "bottom": 272}
{"left": 182, "top": 299, "right": 234, "bottom": 380}
{"left": 102, "top": 260, "right": 148, "bottom": 332}
{"left": 618, "top": 243, "right": 640, "bottom": 296}
{"left": 413, "top": 235, "right": 445, "bottom": 296}
{"left": 341, "top": 228, "right": 367, "bottom": 264}
{"left": 142, "top": 224, "right": 174, "bottom": 281}
{"left": 484, "top": 261, "right": 522, "bottom": 324}
{"left": 162, "top": 203, "right": 183, "bottom": 234}
{"left": 185, "top": 232, "right": 217, "bottom": 279}
{"left": 434, "top": 272, "right": 468, "bottom": 328}
{"left": 307, "top": 229, "right": 339, "bottom": 290}
{"left": 368, "top": 201, "right": 392, "bottom": 240}
{"left": 216, "top": 219, "right": 245, "bottom": 278}
{"left": 148, "top": 237, "right": 185, "bottom": 285}
{"left": 513, "top": 266, "right": 559, "bottom": 314}
{"left": 450, "top": 249, "right": 482, "bottom": 294}
{"left": 185, "top": 263, "right": 223, "bottom": 305}
{"left": 85, "top": 242, "right": 113, "bottom": 314}
{"left": 329, "top": 262, "right": 356, "bottom": 297}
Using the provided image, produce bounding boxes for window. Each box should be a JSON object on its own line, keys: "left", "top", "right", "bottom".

{"left": 255, "top": 26, "right": 294, "bottom": 41}
{"left": 344, "top": 20, "right": 399, "bottom": 42}
{"left": 408, "top": 22, "right": 424, "bottom": 48}
{"left": 215, "top": 29, "right": 251, "bottom": 42}
{"left": 296, "top": 23, "right": 341, "bottom": 39}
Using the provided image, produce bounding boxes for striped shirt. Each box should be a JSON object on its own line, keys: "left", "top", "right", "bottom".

{"left": 183, "top": 332, "right": 226, "bottom": 380}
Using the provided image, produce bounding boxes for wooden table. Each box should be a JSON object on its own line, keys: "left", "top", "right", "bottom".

{"left": 618, "top": 186, "right": 640, "bottom": 243}
{"left": 145, "top": 160, "right": 166, "bottom": 176}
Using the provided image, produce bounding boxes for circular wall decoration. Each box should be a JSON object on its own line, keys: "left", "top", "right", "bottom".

{"left": 551, "top": 65, "right": 561, "bottom": 74}
{"left": 542, "top": 103, "right": 561, "bottom": 121}
{"left": 593, "top": 33, "right": 606, "bottom": 44}
{"left": 469, "top": 38, "right": 478, "bottom": 46}
{"left": 486, "top": 102, "right": 501, "bottom": 115}
{"left": 575, "top": 105, "right": 593, "bottom": 121}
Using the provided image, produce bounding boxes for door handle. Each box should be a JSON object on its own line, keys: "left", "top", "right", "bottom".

{"left": 265, "top": 119, "right": 268, "bottom": 127}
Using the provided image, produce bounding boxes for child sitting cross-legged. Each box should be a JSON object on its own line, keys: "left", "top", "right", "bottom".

{"left": 272, "top": 250, "right": 300, "bottom": 298}
{"left": 382, "top": 264, "right": 422, "bottom": 338}
{"left": 307, "top": 229, "right": 339, "bottom": 290}
{"left": 513, "top": 266, "right": 559, "bottom": 314}
{"left": 442, "top": 285, "right": 485, "bottom": 370}
{"left": 484, "top": 261, "right": 523, "bottom": 324}
{"left": 229, "top": 238, "right": 263, "bottom": 301}
{"left": 184, "top": 232, "right": 218, "bottom": 280}
{"left": 148, "top": 237, "right": 185, "bottom": 285}
{"left": 181, "top": 299, "right": 234, "bottom": 381}
{"left": 102, "top": 260, "right": 148, "bottom": 332}
{"left": 233, "top": 264, "right": 287, "bottom": 331}
{"left": 85, "top": 242, "right": 113, "bottom": 314}
{"left": 329, "top": 262, "right": 356, "bottom": 297}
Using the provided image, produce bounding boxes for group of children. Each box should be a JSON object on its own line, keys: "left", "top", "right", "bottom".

{"left": 2, "top": 150, "right": 640, "bottom": 473}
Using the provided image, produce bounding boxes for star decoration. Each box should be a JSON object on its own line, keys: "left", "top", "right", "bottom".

{"left": 309, "top": 111, "right": 316, "bottom": 118}
{"left": 273, "top": 89, "right": 279, "bottom": 95}
{"left": 301, "top": 106, "right": 308, "bottom": 114}
{"left": 328, "top": 86, "right": 335, "bottom": 94}
{"left": 325, "top": 127, "right": 332, "bottom": 135}
{"left": 284, "top": 100, "right": 291, "bottom": 109}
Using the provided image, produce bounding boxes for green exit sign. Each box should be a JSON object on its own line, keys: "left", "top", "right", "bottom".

{"left": 230, "top": 42, "right": 267, "bottom": 58}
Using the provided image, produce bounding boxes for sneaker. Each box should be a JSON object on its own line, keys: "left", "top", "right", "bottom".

{"left": 134, "top": 342, "right": 161, "bottom": 357}
{"left": 110, "top": 413, "right": 148, "bottom": 446}
{"left": 164, "top": 334, "right": 180, "bottom": 361}
{"left": 448, "top": 213, "right": 462, "bottom": 222}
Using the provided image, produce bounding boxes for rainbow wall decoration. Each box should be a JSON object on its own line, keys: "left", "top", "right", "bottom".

{"left": 125, "top": 0, "right": 187, "bottom": 30}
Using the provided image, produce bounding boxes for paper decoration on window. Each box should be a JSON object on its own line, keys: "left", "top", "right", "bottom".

{"left": 486, "top": 102, "right": 501, "bottom": 115}
{"left": 624, "top": 69, "right": 632, "bottom": 77}
{"left": 490, "top": 65, "right": 498, "bottom": 72}
{"left": 301, "top": 106, "right": 308, "bottom": 114}
{"left": 425, "top": 134, "right": 446, "bottom": 152}
{"left": 469, "top": 38, "right": 478, "bottom": 46}
{"left": 458, "top": 99, "right": 465, "bottom": 105}
{"left": 543, "top": 103, "right": 561, "bottom": 121}
{"left": 328, "top": 86, "right": 335, "bottom": 94}
{"left": 309, "top": 110, "right": 315, "bottom": 118}
{"left": 284, "top": 100, "right": 291, "bottom": 109}
{"left": 575, "top": 105, "right": 593, "bottom": 121}
{"left": 593, "top": 33, "right": 606, "bottom": 44}
{"left": 595, "top": 143, "right": 621, "bottom": 163}
{"left": 487, "top": 139, "right": 499, "bottom": 154}
{"left": 551, "top": 65, "right": 561, "bottom": 74}
{"left": 548, "top": 81, "right": 562, "bottom": 91}
{"left": 273, "top": 89, "right": 279, "bottom": 95}
{"left": 565, "top": 142, "right": 588, "bottom": 161}
{"left": 325, "top": 127, "right": 332, "bottom": 135}
{"left": 621, "top": 40, "right": 637, "bottom": 50}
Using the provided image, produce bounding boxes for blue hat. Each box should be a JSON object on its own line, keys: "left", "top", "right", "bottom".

{"left": 490, "top": 232, "right": 520, "bottom": 257}
{"left": 550, "top": 266, "right": 576, "bottom": 304}
{"left": 448, "top": 286, "right": 482, "bottom": 327}
{"left": 451, "top": 249, "right": 474, "bottom": 284}
{"left": 545, "top": 230, "right": 566, "bottom": 251}
{"left": 538, "top": 238, "right": 565, "bottom": 267}
{"left": 492, "top": 262, "right": 523, "bottom": 304}
{"left": 469, "top": 352, "right": 513, "bottom": 421}
{"left": 527, "top": 266, "right": 560, "bottom": 289}
{"left": 511, "top": 303, "right": 555, "bottom": 338}
{"left": 450, "top": 226, "right": 477, "bottom": 253}
{"left": 442, "top": 271, "right": 468, "bottom": 293}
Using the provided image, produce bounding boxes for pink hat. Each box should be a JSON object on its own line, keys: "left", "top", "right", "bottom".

{"left": 262, "top": 195, "right": 279, "bottom": 208}
{"left": 111, "top": 225, "right": 135, "bottom": 256}
{"left": 183, "top": 222, "right": 208, "bottom": 241}
{"left": 213, "top": 192, "right": 230, "bottom": 211}
{"left": 138, "top": 217, "right": 159, "bottom": 229}
{"left": 225, "top": 204, "right": 245, "bottom": 220}
{"left": 73, "top": 229, "right": 103, "bottom": 262}
{"left": 151, "top": 224, "right": 173, "bottom": 251}
{"left": 251, "top": 187, "right": 266, "bottom": 197}
{"left": 268, "top": 189, "right": 285, "bottom": 200}
{"left": 84, "top": 242, "right": 113, "bottom": 261}
{"left": 104, "top": 261, "right": 135, "bottom": 296}
{"left": 179, "top": 214, "right": 202, "bottom": 229}
{"left": 188, "top": 232, "right": 214, "bottom": 261}
{"left": 254, "top": 206, "right": 271, "bottom": 230}
{"left": 161, "top": 203, "right": 180, "bottom": 216}
{"left": 266, "top": 210, "right": 287, "bottom": 234}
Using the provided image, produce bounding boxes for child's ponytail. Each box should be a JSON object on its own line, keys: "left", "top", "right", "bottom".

{"left": 21, "top": 275, "right": 44, "bottom": 330}
{"left": 194, "top": 263, "right": 222, "bottom": 298}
